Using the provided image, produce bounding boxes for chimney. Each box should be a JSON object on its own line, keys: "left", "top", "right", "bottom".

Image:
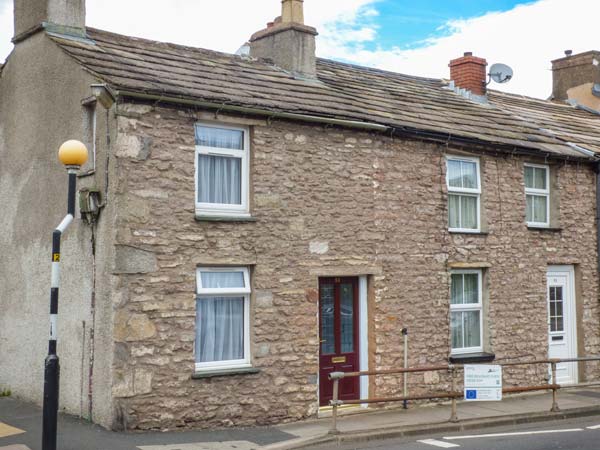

{"left": 551, "top": 50, "right": 600, "bottom": 110}
{"left": 449, "top": 52, "right": 488, "bottom": 96}
{"left": 249, "top": 0, "right": 318, "bottom": 79}
{"left": 14, "top": 0, "right": 86, "bottom": 41}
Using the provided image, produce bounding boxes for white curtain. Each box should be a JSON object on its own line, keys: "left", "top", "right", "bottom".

{"left": 451, "top": 311, "right": 481, "bottom": 349}
{"left": 525, "top": 166, "right": 546, "bottom": 190}
{"left": 198, "top": 154, "right": 242, "bottom": 205}
{"left": 448, "top": 160, "right": 477, "bottom": 189}
{"left": 196, "top": 297, "right": 244, "bottom": 363}
{"left": 449, "top": 194, "right": 477, "bottom": 229}
{"left": 196, "top": 126, "right": 243, "bottom": 150}
{"left": 463, "top": 311, "right": 481, "bottom": 347}
{"left": 447, "top": 160, "right": 462, "bottom": 188}
{"left": 196, "top": 271, "right": 245, "bottom": 363}
{"left": 200, "top": 271, "right": 245, "bottom": 289}
{"left": 460, "top": 195, "right": 477, "bottom": 229}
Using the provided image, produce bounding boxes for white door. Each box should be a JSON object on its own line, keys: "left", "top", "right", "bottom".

{"left": 547, "top": 266, "right": 578, "bottom": 385}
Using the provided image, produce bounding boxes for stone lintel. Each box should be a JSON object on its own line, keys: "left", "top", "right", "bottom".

{"left": 309, "top": 266, "right": 383, "bottom": 277}
{"left": 194, "top": 259, "right": 257, "bottom": 267}
{"left": 447, "top": 262, "right": 492, "bottom": 269}
{"left": 195, "top": 111, "right": 267, "bottom": 126}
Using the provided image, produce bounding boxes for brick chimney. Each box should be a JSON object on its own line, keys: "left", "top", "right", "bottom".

{"left": 249, "top": 0, "right": 318, "bottom": 79}
{"left": 14, "top": 0, "right": 85, "bottom": 41}
{"left": 552, "top": 50, "right": 600, "bottom": 110}
{"left": 449, "top": 52, "right": 488, "bottom": 96}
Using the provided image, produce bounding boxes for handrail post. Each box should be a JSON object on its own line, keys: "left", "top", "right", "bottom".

{"left": 449, "top": 365, "right": 459, "bottom": 423}
{"left": 550, "top": 361, "right": 560, "bottom": 412}
{"left": 329, "top": 372, "right": 344, "bottom": 435}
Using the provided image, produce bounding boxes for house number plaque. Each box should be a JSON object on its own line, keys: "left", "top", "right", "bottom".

{"left": 331, "top": 356, "right": 346, "bottom": 364}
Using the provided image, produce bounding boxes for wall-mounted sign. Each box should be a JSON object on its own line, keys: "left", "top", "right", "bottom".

{"left": 464, "top": 364, "right": 502, "bottom": 401}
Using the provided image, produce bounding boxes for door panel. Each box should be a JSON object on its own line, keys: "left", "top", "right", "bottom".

{"left": 547, "top": 268, "right": 577, "bottom": 385}
{"left": 319, "top": 277, "right": 360, "bottom": 406}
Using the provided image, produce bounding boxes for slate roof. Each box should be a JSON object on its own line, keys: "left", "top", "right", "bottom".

{"left": 49, "top": 27, "right": 600, "bottom": 160}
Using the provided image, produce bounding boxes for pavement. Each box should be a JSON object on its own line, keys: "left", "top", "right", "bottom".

{"left": 2, "top": 388, "right": 600, "bottom": 450}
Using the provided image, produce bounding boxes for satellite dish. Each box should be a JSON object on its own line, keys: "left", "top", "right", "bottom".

{"left": 489, "top": 63, "right": 514, "bottom": 84}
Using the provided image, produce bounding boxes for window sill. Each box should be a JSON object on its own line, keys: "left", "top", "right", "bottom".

{"left": 449, "top": 352, "right": 496, "bottom": 364}
{"left": 448, "top": 230, "right": 489, "bottom": 236}
{"left": 195, "top": 215, "right": 257, "bottom": 223}
{"left": 191, "top": 367, "right": 260, "bottom": 379}
{"left": 527, "top": 226, "right": 562, "bottom": 232}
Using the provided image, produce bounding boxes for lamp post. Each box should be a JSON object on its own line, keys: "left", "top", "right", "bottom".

{"left": 42, "top": 140, "right": 88, "bottom": 450}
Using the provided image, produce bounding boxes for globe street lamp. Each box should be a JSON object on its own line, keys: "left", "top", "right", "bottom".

{"left": 42, "top": 140, "right": 88, "bottom": 450}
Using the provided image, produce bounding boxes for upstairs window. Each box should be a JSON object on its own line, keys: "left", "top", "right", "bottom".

{"left": 195, "top": 267, "right": 251, "bottom": 371}
{"left": 524, "top": 164, "right": 549, "bottom": 227}
{"left": 447, "top": 156, "right": 481, "bottom": 232}
{"left": 195, "top": 123, "right": 250, "bottom": 217}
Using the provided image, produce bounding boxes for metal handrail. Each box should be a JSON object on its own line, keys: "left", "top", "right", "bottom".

{"left": 327, "top": 356, "right": 600, "bottom": 434}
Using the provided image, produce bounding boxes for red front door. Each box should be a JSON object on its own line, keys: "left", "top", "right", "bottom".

{"left": 319, "top": 277, "right": 360, "bottom": 407}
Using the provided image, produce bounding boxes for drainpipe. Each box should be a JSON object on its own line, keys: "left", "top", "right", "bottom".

{"left": 402, "top": 327, "right": 408, "bottom": 409}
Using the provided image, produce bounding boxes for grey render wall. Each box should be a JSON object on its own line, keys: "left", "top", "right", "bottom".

{"left": 0, "top": 31, "right": 115, "bottom": 428}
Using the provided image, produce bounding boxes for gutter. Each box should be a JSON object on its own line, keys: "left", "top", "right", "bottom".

{"left": 115, "top": 90, "right": 390, "bottom": 132}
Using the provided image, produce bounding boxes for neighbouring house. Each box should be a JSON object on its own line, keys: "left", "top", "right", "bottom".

{"left": 2, "top": 0, "right": 600, "bottom": 431}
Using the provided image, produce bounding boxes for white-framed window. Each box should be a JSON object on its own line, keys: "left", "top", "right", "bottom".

{"left": 524, "top": 164, "right": 550, "bottom": 227}
{"left": 450, "top": 270, "right": 483, "bottom": 355}
{"left": 195, "top": 122, "right": 250, "bottom": 217}
{"left": 446, "top": 156, "right": 481, "bottom": 233}
{"left": 195, "top": 267, "right": 251, "bottom": 371}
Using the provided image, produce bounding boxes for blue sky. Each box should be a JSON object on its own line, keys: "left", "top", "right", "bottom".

{"left": 0, "top": 0, "right": 597, "bottom": 98}
{"left": 371, "top": 0, "right": 527, "bottom": 49}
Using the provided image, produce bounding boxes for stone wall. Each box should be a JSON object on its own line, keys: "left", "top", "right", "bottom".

{"left": 110, "top": 102, "right": 600, "bottom": 430}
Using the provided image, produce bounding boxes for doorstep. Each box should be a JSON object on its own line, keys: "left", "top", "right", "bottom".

{"left": 317, "top": 404, "right": 364, "bottom": 418}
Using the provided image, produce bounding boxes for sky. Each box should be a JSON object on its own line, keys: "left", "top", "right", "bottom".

{"left": 0, "top": 0, "right": 598, "bottom": 99}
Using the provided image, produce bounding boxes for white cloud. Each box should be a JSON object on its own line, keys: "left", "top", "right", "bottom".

{"left": 318, "top": 0, "right": 600, "bottom": 99}
{"left": 1, "top": 0, "right": 599, "bottom": 99}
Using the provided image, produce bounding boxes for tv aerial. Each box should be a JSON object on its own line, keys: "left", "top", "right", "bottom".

{"left": 488, "top": 63, "right": 514, "bottom": 84}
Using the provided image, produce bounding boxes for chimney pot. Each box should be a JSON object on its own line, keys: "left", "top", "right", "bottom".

{"left": 281, "top": 0, "right": 304, "bottom": 24}
{"left": 449, "top": 52, "right": 488, "bottom": 96}
{"left": 564, "top": 49, "right": 573, "bottom": 57}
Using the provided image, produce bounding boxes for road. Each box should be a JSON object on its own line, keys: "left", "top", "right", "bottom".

{"left": 307, "top": 415, "right": 600, "bottom": 450}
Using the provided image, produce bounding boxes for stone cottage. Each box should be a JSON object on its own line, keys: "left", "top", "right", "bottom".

{"left": 1, "top": 0, "right": 600, "bottom": 431}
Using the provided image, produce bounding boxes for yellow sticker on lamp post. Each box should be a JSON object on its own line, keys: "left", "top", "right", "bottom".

{"left": 464, "top": 364, "right": 502, "bottom": 401}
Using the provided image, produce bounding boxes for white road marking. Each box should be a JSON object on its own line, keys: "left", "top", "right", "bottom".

{"left": 137, "top": 441, "right": 258, "bottom": 450}
{"left": 587, "top": 424, "right": 600, "bottom": 430}
{"left": 417, "top": 439, "right": 460, "bottom": 448}
{"left": 444, "top": 428, "right": 584, "bottom": 440}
